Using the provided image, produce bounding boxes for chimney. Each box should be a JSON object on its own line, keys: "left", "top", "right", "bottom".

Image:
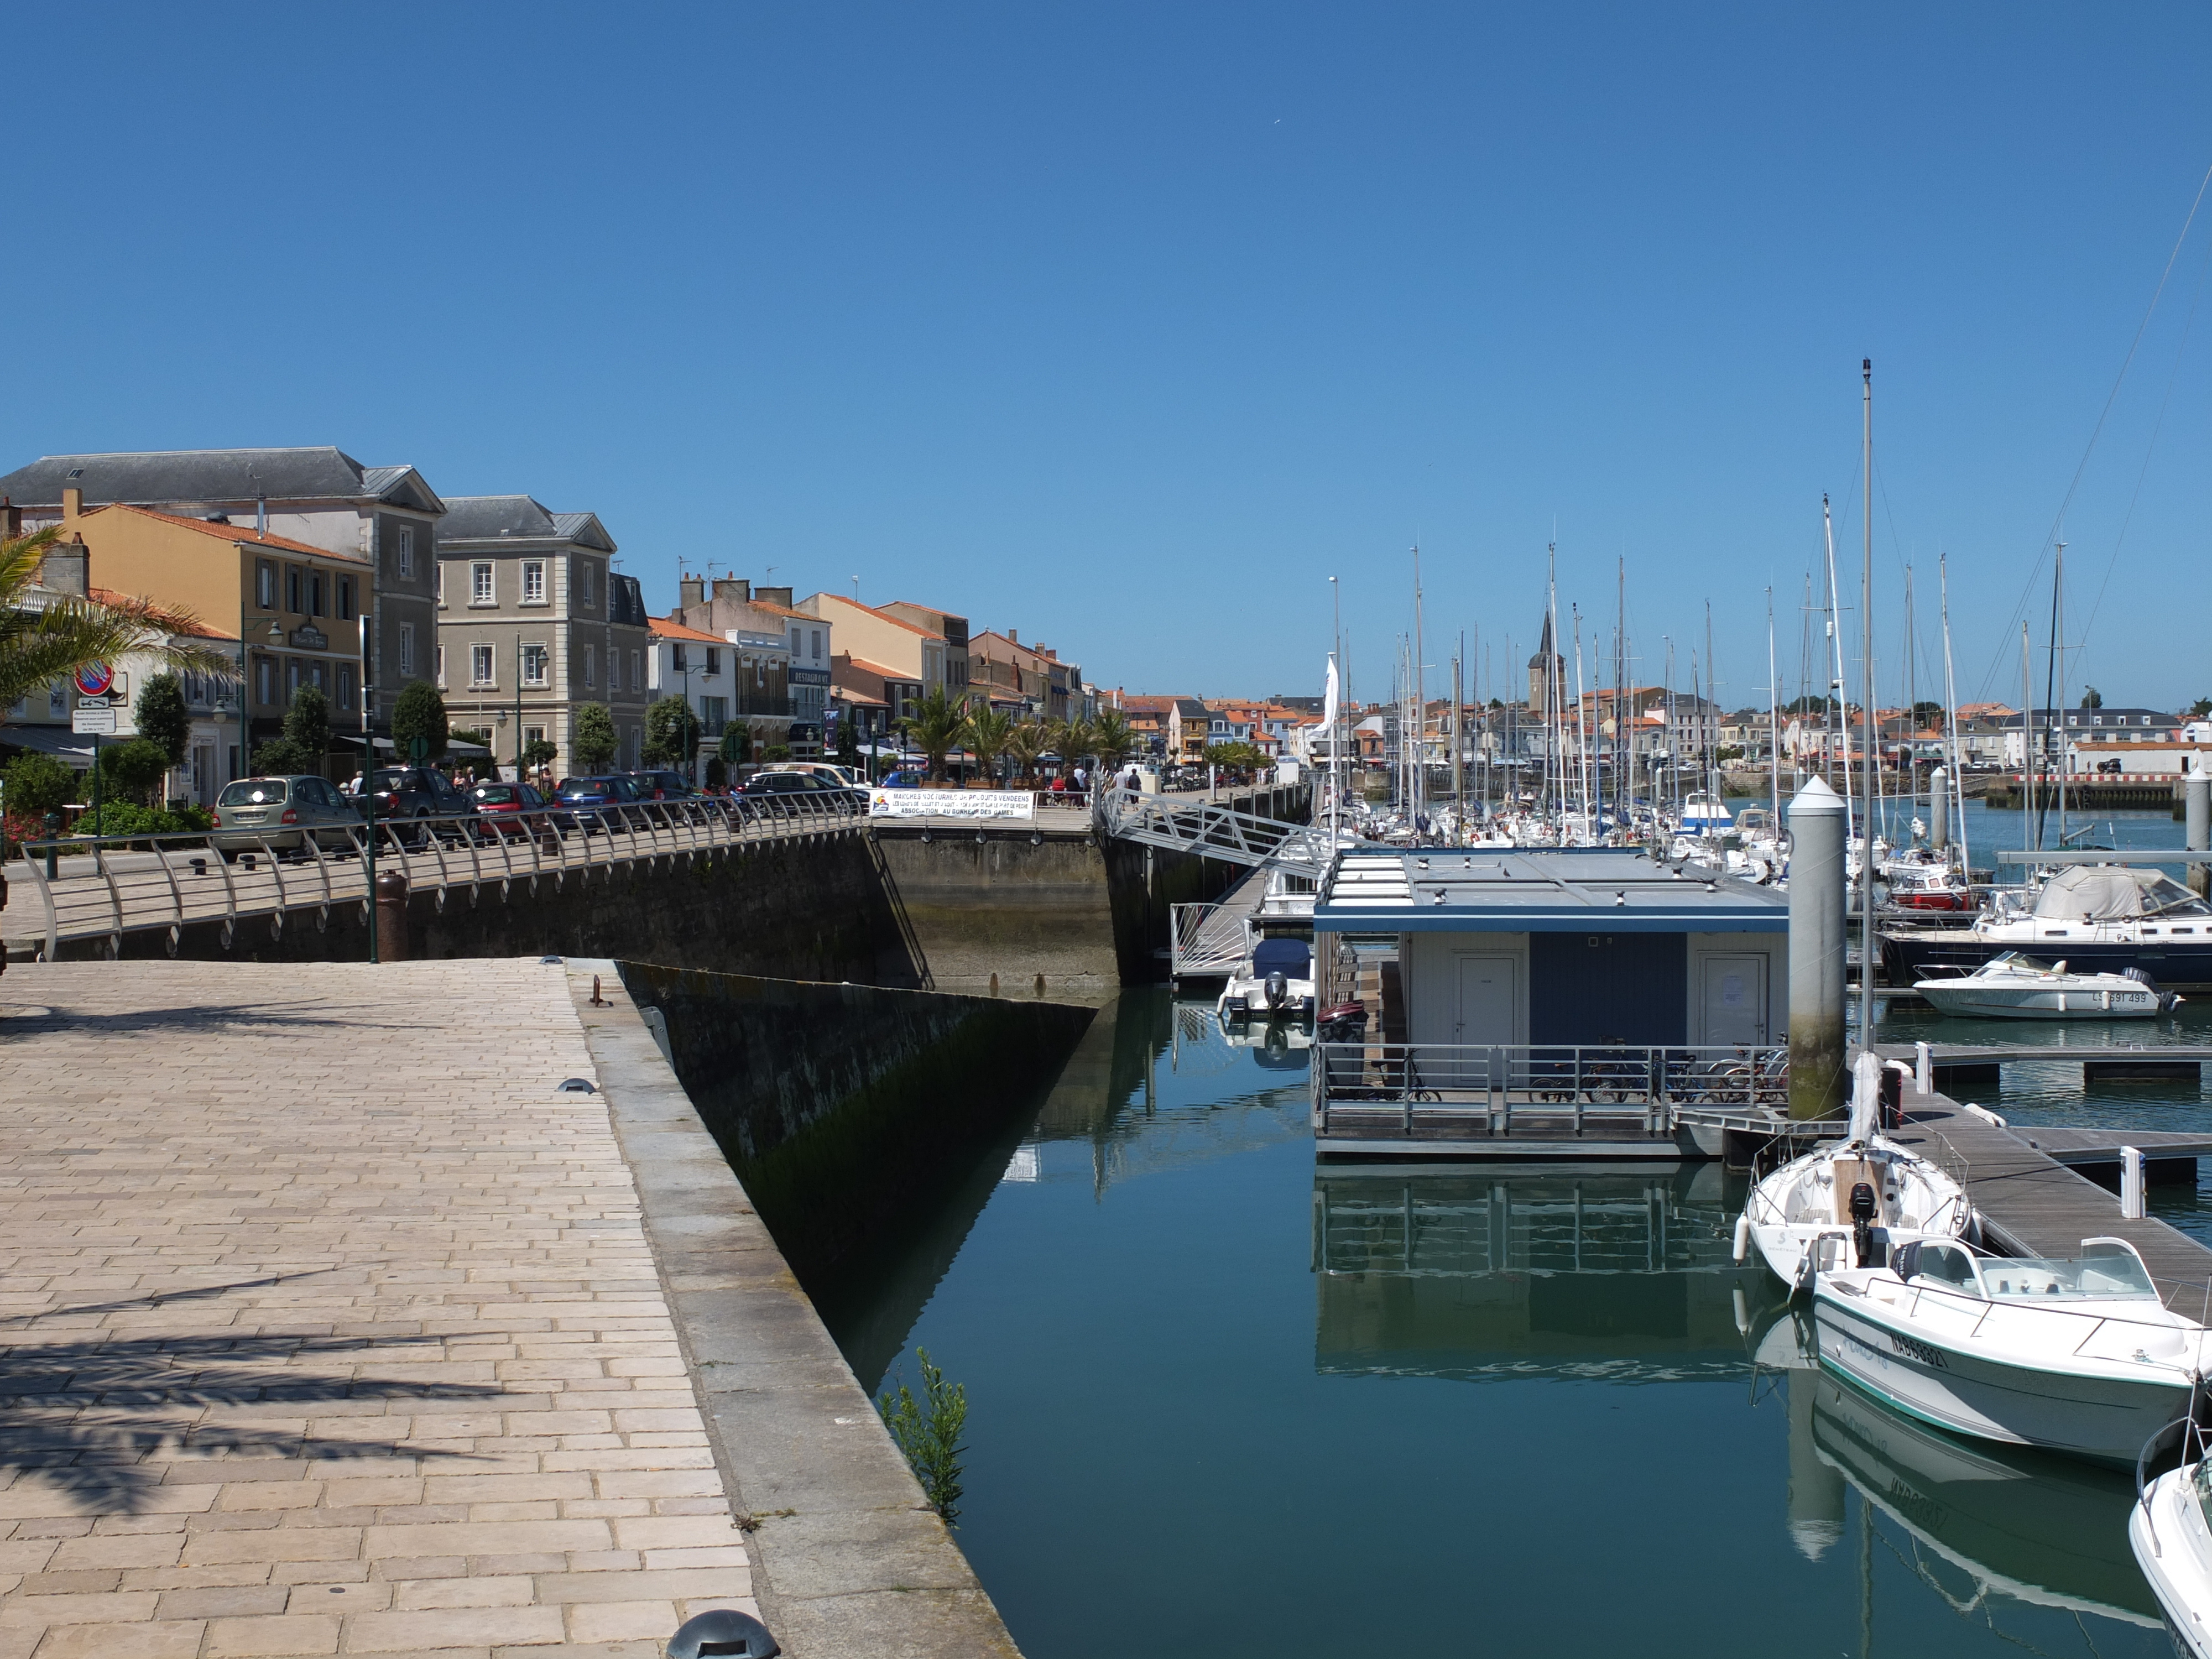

{"left": 41, "top": 533, "right": 89, "bottom": 598}
{"left": 679, "top": 576, "right": 705, "bottom": 609}
{"left": 757, "top": 585, "right": 792, "bottom": 608}
{"left": 2, "top": 497, "right": 17, "bottom": 540}
{"left": 61, "top": 486, "right": 83, "bottom": 524}
{"left": 712, "top": 577, "right": 749, "bottom": 605}
{"left": 1008, "top": 628, "right": 1018, "bottom": 645}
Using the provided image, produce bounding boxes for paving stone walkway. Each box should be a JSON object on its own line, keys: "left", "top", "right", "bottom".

{"left": 0, "top": 961, "right": 757, "bottom": 1659}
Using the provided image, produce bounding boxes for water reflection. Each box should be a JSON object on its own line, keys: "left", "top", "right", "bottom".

{"left": 1313, "top": 1167, "right": 1768, "bottom": 1381}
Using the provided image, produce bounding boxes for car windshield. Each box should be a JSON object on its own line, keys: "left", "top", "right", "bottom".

{"left": 473, "top": 786, "right": 519, "bottom": 804}
{"left": 369, "top": 770, "right": 406, "bottom": 791}
{"left": 218, "top": 780, "right": 288, "bottom": 806}
{"left": 1987, "top": 952, "right": 2056, "bottom": 973}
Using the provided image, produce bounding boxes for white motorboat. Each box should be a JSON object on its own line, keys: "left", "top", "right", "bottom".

{"left": 1882, "top": 864, "right": 2212, "bottom": 992}
{"left": 1914, "top": 951, "right": 2182, "bottom": 1020}
{"left": 1217, "top": 935, "right": 1316, "bottom": 1023}
{"left": 2131, "top": 1438, "right": 2212, "bottom": 1656}
{"left": 1813, "top": 1234, "right": 2206, "bottom": 1465}
{"left": 1678, "top": 790, "right": 1733, "bottom": 833}
{"left": 1735, "top": 1055, "right": 1975, "bottom": 1291}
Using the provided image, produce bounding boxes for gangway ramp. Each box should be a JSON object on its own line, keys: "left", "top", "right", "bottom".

{"left": 1097, "top": 785, "right": 1335, "bottom": 874}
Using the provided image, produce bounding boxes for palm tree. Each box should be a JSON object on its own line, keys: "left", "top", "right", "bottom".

{"left": 1005, "top": 721, "right": 1050, "bottom": 785}
{"left": 2, "top": 527, "right": 233, "bottom": 710}
{"left": 1089, "top": 707, "right": 1137, "bottom": 773}
{"left": 897, "top": 687, "right": 968, "bottom": 782}
{"left": 962, "top": 706, "right": 1016, "bottom": 785}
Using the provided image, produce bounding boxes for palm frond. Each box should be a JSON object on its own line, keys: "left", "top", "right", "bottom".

{"left": 0, "top": 534, "right": 238, "bottom": 709}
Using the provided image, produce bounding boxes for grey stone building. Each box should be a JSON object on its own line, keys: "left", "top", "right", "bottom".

{"left": 434, "top": 495, "right": 650, "bottom": 776}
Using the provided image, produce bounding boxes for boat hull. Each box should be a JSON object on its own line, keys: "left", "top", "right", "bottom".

{"left": 2132, "top": 1470, "right": 2212, "bottom": 1658}
{"left": 1916, "top": 983, "right": 2163, "bottom": 1020}
{"left": 1813, "top": 1288, "right": 2194, "bottom": 1465}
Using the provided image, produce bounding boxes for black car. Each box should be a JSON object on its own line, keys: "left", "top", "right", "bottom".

{"left": 735, "top": 770, "right": 865, "bottom": 811}
{"left": 627, "top": 769, "right": 697, "bottom": 801}
{"left": 343, "top": 766, "right": 473, "bottom": 838}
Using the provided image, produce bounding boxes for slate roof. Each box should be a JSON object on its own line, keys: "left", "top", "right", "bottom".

{"left": 436, "top": 494, "right": 616, "bottom": 551}
{"left": 0, "top": 448, "right": 444, "bottom": 515}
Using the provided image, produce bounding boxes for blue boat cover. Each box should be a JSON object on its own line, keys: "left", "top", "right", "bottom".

{"left": 1251, "top": 937, "right": 1311, "bottom": 977}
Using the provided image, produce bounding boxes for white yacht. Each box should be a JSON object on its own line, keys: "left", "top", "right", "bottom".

{"left": 1813, "top": 1234, "right": 2206, "bottom": 1465}
{"left": 2132, "top": 1440, "right": 2212, "bottom": 1657}
{"left": 1735, "top": 1057, "right": 1975, "bottom": 1291}
{"left": 1678, "top": 790, "right": 1733, "bottom": 833}
{"left": 1882, "top": 864, "right": 2212, "bottom": 991}
{"left": 1915, "top": 952, "right": 2180, "bottom": 1020}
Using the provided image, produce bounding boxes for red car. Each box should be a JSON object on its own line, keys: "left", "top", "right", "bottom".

{"left": 466, "top": 780, "right": 558, "bottom": 838}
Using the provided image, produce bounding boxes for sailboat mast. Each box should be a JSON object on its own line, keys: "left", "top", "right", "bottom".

{"left": 1546, "top": 545, "right": 1562, "bottom": 830}
{"left": 1939, "top": 555, "right": 1967, "bottom": 880}
{"left": 1860, "top": 357, "right": 1876, "bottom": 1055}
{"left": 2047, "top": 542, "right": 2067, "bottom": 849}
{"left": 1705, "top": 601, "right": 1717, "bottom": 806}
{"left": 1767, "top": 587, "right": 1781, "bottom": 835}
{"left": 1412, "top": 544, "right": 1426, "bottom": 828}
{"left": 2022, "top": 623, "right": 2037, "bottom": 851}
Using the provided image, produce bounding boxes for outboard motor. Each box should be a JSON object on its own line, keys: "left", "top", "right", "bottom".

{"left": 1263, "top": 971, "right": 1290, "bottom": 1012}
{"left": 2124, "top": 966, "right": 2184, "bottom": 1012}
{"left": 1849, "top": 1182, "right": 1880, "bottom": 1268}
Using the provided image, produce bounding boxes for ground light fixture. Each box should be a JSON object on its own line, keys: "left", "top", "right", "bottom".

{"left": 667, "top": 1609, "right": 779, "bottom": 1658}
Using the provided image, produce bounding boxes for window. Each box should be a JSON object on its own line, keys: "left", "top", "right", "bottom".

{"left": 397, "top": 525, "right": 415, "bottom": 579}
{"left": 434, "top": 564, "right": 444, "bottom": 606}
{"left": 285, "top": 566, "right": 302, "bottom": 614}
{"left": 338, "top": 666, "right": 356, "bottom": 711}
{"left": 584, "top": 645, "right": 597, "bottom": 688}
{"left": 706, "top": 648, "right": 721, "bottom": 676}
{"left": 285, "top": 659, "right": 301, "bottom": 699}
{"left": 630, "top": 651, "right": 640, "bottom": 692}
{"left": 306, "top": 571, "right": 323, "bottom": 616}
{"left": 522, "top": 644, "right": 549, "bottom": 687}
{"left": 398, "top": 623, "right": 415, "bottom": 677}
{"left": 2092, "top": 715, "right": 2104, "bottom": 727}
{"left": 256, "top": 560, "right": 276, "bottom": 609}
{"left": 435, "top": 645, "right": 447, "bottom": 688}
{"left": 523, "top": 724, "right": 546, "bottom": 749}
{"left": 812, "top": 629, "right": 822, "bottom": 661}
{"left": 338, "top": 576, "right": 356, "bottom": 621}
{"left": 48, "top": 683, "right": 66, "bottom": 717}
{"left": 472, "top": 645, "right": 494, "bottom": 687}
{"left": 701, "top": 696, "right": 727, "bottom": 730}
{"left": 254, "top": 659, "right": 274, "bottom": 707}
{"left": 523, "top": 561, "right": 546, "bottom": 603}
{"left": 576, "top": 561, "right": 594, "bottom": 606}
{"left": 472, "top": 562, "right": 494, "bottom": 604}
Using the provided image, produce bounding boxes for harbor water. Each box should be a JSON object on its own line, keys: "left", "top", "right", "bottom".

{"left": 816, "top": 974, "right": 2198, "bottom": 1658}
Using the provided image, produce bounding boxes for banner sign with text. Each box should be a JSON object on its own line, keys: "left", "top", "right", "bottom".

{"left": 869, "top": 788, "right": 1035, "bottom": 821}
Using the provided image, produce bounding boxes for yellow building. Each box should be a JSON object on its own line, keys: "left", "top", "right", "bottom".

{"left": 55, "top": 489, "right": 373, "bottom": 755}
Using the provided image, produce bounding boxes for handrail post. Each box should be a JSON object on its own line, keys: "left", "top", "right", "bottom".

{"left": 20, "top": 846, "right": 59, "bottom": 961}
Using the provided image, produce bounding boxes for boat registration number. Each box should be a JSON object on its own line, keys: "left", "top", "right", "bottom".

{"left": 1888, "top": 1331, "right": 1949, "bottom": 1370}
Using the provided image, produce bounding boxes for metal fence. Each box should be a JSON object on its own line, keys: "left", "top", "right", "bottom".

{"left": 1313, "top": 1041, "right": 1790, "bottom": 1139}
{"left": 1, "top": 793, "right": 864, "bottom": 960}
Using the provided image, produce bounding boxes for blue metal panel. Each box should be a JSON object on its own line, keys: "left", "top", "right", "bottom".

{"left": 1528, "top": 931, "right": 1687, "bottom": 1046}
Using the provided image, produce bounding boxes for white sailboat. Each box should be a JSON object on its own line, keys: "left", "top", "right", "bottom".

{"left": 1735, "top": 1053, "right": 1975, "bottom": 1290}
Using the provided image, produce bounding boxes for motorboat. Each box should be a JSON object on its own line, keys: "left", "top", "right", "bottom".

{"left": 2131, "top": 1433, "right": 2212, "bottom": 1656}
{"left": 1914, "top": 952, "right": 2181, "bottom": 1020}
{"left": 1217, "top": 934, "right": 1316, "bottom": 1023}
{"left": 1812, "top": 1233, "right": 2207, "bottom": 1465}
{"left": 1881, "top": 863, "right": 2212, "bottom": 992}
{"left": 1735, "top": 1055, "right": 1975, "bottom": 1291}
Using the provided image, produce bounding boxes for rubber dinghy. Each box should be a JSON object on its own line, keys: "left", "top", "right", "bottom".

{"left": 1735, "top": 1052, "right": 1975, "bottom": 1292}
{"left": 1813, "top": 1233, "right": 2206, "bottom": 1467}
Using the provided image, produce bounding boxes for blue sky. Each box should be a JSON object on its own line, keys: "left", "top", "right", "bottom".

{"left": 6, "top": 4, "right": 2208, "bottom": 710}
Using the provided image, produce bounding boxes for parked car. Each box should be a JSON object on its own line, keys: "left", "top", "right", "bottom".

{"left": 466, "top": 780, "right": 559, "bottom": 838}
{"left": 627, "top": 769, "right": 697, "bottom": 801}
{"left": 736, "top": 770, "right": 866, "bottom": 811}
{"left": 878, "top": 769, "right": 925, "bottom": 789}
{"left": 553, "top": 774, "right": 648, "bottom": 832}
{"left": 345, "top": 766, "right": 471, "bottom": 822}
{"left": 211, "top": 775, "right": 360, "bottom": 860}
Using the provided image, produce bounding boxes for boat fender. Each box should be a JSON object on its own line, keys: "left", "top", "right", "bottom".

{"left": 1732, "top": 1213, "right": 1751, "bottom": 1264}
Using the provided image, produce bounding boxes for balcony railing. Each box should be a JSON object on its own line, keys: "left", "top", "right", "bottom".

{"left": 1313, "top": 1041, "right": 1788, "bottom": 1139}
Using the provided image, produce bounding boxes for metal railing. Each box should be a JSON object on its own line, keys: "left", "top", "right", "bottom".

{"left": 1169, "top": 901, "right": 1251, "bottom": 977}
{"left": 1095, "top": 783, "right": 1324, "bottom": 872}
{"left": 1313, "top": 1041, "right": 1789, "bottom": 1139}
{"left": 1, "top": 793, "right": 865, "bottom": 961}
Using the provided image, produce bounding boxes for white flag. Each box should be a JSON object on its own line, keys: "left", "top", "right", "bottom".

{"left": 1322, "top": 655, "right": 1339, "bottom": 732}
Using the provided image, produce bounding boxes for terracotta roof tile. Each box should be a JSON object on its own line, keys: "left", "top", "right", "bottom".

{"left": 85, "top": 503, "right": 364, "bottom": 562}
{"left": 649, "top": 615, "right": 728, "bottom": 644}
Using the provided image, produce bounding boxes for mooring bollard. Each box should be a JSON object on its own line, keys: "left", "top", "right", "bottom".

{"left": 373, "top": 870, "right": 410, "bottom": 962}
{"left": 666, "top": 1608, "right": 779, "bottom": 1658}
{"left": 1914, "top": 1040, "right": 1932, "bottom": 1097}
{"left": 1787, "top": 778, "right": 1848, "bottom": 1119}
{"left": 2188, "top": 771, "right": 2209, "bottom": 900}
{"left": 2121, "top": 1145, "right": 2146, "bottom": 1220}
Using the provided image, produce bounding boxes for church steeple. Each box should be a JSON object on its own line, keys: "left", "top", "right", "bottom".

{"left": 1527, "top": 611, "right": 1563, "bottom": 711}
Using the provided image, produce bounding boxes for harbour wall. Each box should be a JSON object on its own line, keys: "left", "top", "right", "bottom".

{"left": 615, "top": 960, "right": 1098, "bottom": 1285}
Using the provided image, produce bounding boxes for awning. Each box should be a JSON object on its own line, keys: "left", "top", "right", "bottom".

{"left": 0, "top": 725, "right": 96, "bottom": 766}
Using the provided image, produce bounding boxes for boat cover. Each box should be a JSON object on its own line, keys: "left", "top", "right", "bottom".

{"left": 2030, "top": 866, "right": 2205, "bottom": 920}
{"left": 1250, "top": 937, "right": 1312, "bottom": 976}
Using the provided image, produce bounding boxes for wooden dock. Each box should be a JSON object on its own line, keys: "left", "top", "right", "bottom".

{"left": 1888, "top": 1093, "right": 2212, "bottom": 1317}
{"left": 1874, "top": 1042, "right": 2212, "bottom": 1091}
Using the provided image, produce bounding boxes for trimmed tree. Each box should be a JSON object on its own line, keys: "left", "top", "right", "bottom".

{"left": 3, "top": 752, "right": 79, "bottom": 817}
{"left": 99, "top": 739, "right": 173, "bottom": 806}
{"left": 391, "top": 680, "right": 450, "bottom": 763}
{"left": 643, "top": 696, "right": 702, "bottom": 768}
{"left": 718, "top": 722, "right": 751, "bottom": 769}
{"left": 521, "top": 737, "right": 560, "bottom": 774}
{"left": 135, "top": 672, "right": 191, "bottom": 769}
{"left": 572, "top": 703, "right": 617, "bottom": 771}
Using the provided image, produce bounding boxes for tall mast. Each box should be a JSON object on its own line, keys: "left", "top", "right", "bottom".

{"left": 1767, "top": 587, "right": 1781, "bottom": 836}
{"left": 2046, "top": 542, "right": 2067, "bottom": 849}
{"left": 1904, "top": 565, "right": 1918, "bottom": 840}
{"left": 1860, "top": 357, "right": 1876, "bottom": 1055}
{"left": 2022, "top": 623, "right": 2037, "bottom": 850}
{"left": 1412, "top": 543, "right": 1426, "bottom": 828}
{"left": 1939, "top": 555, "right": 1967, "bottom": 879}
{"left": 1615, "top": 556, "right": 1627, "bottom": 829}
{"left": 1704, "top": 600, "right": 1717, "bottom": 805}
{"left": 1572, "top": 605, "right": 1590, "bottom": 842}
{"left": 1546, "top": 544, "right": 1561, "bottom": 828}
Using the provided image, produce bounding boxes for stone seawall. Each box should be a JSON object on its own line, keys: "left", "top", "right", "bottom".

{"left": 615, "top": 962, "right": 1097, "bottom": 1284}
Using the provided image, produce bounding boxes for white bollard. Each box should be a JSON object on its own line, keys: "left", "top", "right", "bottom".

{"left": 2121, "top": 1146, "right": 2146, "bottom": 1220}
{"left": 1914, "top": 1040, "right": 1932, "bottom": 1097}
{"left": 1929, "top": 766, "right": 1949, "bottom": 852}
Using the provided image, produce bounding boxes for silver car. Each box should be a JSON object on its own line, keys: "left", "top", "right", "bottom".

{"left": 211, "top": 775, "right": 359, "bottom": 860}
